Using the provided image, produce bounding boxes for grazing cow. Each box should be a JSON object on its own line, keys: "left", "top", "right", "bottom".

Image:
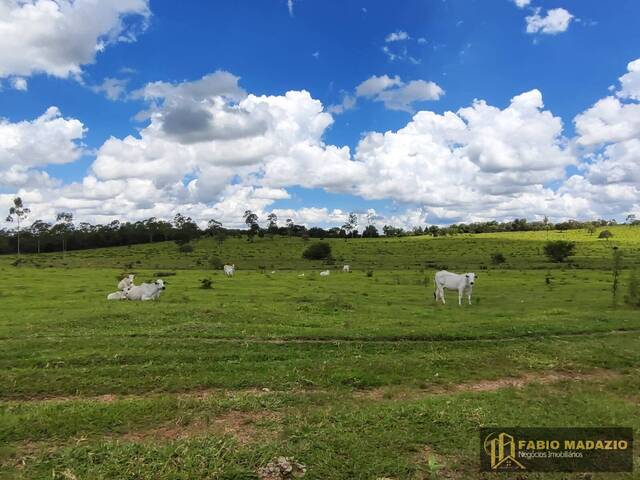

{"left": 342, "top": 265, "right": 350, "bottom": 273}
{"left": 223, "top": 264, "right": 235, "bottom": 277}
{"left": 319, "top": 270, "right": 330, "bottom": 277}
{"left": 433, "top": 270, "right": 477, "bottom": 306}
{"left": 117, "top": 274, "right": 135, "bottom": 291}
{"left": 125, "top": 279, "right": 166, "bottom": 301}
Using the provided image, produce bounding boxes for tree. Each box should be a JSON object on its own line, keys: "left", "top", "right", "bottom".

{"left": 267, "top": 213, "right": 278, "bottom": 234}
{"left": 30, "top": 220, "right": 51, "bottom": 254}
{"left": 342, "top": 212, "right": 358, "bottom": 238}
{"left": 626, "top": 214, "right": 637, "bottom": 225}
{"left": 55, "top": 212, "right": 74, "bottom": 256}
{"left": 302, "top": 242, "right": 332, "bottom": 260}
{"left": 362, "top": 224, "right": 379, "bottom": 237}
{"left": 206, "top": 219, "right": 223, "bottom": 236}
{"left": 286, "top": 218, "right": 294, "bottom": 237}
{"left": 243, "top": 210, "right": 259, "bottom": 241}
{"left": 6, "top": 197, "right": 30, "bottom": 255}
{"left": 172, "top": 213, "right": 199, "bottom": 245}
{"left": 543, "top": 240, "right": 576, "bottom": 263}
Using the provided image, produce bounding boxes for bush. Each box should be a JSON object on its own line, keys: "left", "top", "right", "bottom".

{"left": 490, "top": 252, "right": 506, "bottom": 265}
{"left": 302, "top": 242, "right": 332, "bottom": 260}
{"left": 366, "top": 270, "right": 374, "bottom": 277}
{"left": 543, "top": 240, "right": 576, "bottom": 263}
{"left": 598, "top": 230, "right": 614, "bottom": 239}
{"left": 208, "top": 256, "right": 223, "bottom": 270}
{"left": 200, "top": 278, "right": 213, "bottom": 289}
{"left": 178, "top": 244, "right": 194, "bottom": 253}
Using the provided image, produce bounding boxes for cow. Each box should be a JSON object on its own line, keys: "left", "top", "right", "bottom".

{"left": 125, "top": 279, "right": 166, "bottom": 301}
{"left": 107, "top": 290, "right": 127, "bottom": 300}
{"left": 319, "top": 270, "right": 330, "bottom": 277}
{"left": 342, "top": 265, "right": 351, "bottom": 273}
{"left": 223, "top": 264, "right": 235, "bottom": 277}
{"left": 117, "top": 274, "right": 135, "bottom": 291}
{"left": 433, "top": 270, "right": 477, "bottom": 306}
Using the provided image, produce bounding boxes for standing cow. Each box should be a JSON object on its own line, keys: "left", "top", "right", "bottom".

{"left": 223, "top": 264, "right": 235, "bottom": 277}
{"left": 433, "top": 270, "right": 477, "bottom": 305}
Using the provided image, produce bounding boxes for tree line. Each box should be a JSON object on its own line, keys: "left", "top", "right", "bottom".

{"left": 2, "top": 196, "right": 637, "bottom": 255}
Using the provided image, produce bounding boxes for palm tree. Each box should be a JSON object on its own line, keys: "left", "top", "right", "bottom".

{"left": 6, "top": 197, "right": 30, "bottom": 255}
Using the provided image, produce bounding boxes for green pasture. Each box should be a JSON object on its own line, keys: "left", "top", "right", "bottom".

{"left": 1, "top": 228, "right": 639, "bottom": 479}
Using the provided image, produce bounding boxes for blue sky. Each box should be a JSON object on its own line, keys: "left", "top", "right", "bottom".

{"left": 1, "top": 0, "right": 640, "bottom": 228}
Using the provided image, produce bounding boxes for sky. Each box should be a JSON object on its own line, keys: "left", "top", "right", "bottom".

{"left": 1, "top": 0, "right": 640, "bottom": 230}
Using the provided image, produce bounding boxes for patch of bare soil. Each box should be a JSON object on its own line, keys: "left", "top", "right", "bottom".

{"left": 354, "top": 369, "right": 622, "bottom": 401}
{"left": 119, "top": 410, "right": 280, "bottom": 445}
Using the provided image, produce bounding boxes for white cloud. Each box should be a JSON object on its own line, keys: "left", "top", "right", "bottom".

{"left": 0, "top": 107, "right": 85, "bottom": 188}
{"left": 287, "top": 0, "right": 293, "bottom": 16}
{"left": 385, "top": 30, "right": 410, "bottom": 42}
{"left": 0, "top": 0, "right": 150, "bottom": 79}
{"left": 355, "top": 75, "right": 444, "bottom": 112}
{"left": 10, "top": 76, "right": 27, "bottom": 91}
{"left": 355, "top": 74, "right": 402, "bottom": 97}
{"left": 618, "top": 58, "right": 640, "bottom": 101}
{"left": 90, "top": 77, "right": 129, "bottom": 100}
{"left": 512, "top": 0, "right": 531, "bottom": 8}
{"left": 526, "top": 8, "right": 574, "bottom": 35}
{"left": 4, "top": 60, "right": 640, "bottom": 228}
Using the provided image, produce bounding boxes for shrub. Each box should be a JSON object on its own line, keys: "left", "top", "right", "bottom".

{"left": 154, "top": 271, "right": 177, "bottom": 277}
{"left": 178, "top": 244, "right": 194, "bottom": 253}
{"left": 302, "top": 242, "right": 332, "bottom": 260}
{"left": 543, "top": 240, "right": 576, "bottom": 263}
{"left": 208, "top": 256, "right": 223, "bottom": 270}
{"left": 490, "top": 252, "right": 506, "bottom": 265}
{"left": 366, "top": 270, "right": 374, "bottom": 277}
{"left": 200, "top": 278, "right": 213, "bottom": 289}
{"left": 598, "top": 230, "right": 614, "bottom": 239}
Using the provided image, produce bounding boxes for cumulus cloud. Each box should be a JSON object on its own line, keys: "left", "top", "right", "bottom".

{"left": 618, "top": 58, "right": 640, "bottom": 101}
{"left": 526, "top": 8, "right": 574, "bottom": 35}
{"left": 0, "top": 0, "right": 150, "bottom": 79}
{"left": 10, "top": 76, "right": 27, "bottom": 91}
{"left": 4, "top": 60, "right": 640, "bottom": 229}
{"left": 512, "top": 0, "right": 531, "bottom": 8}
{"left": 0, "top": 107, "right": 85, "bottom": 187}
{"left": 355, "top": 75, "right": 444, "bottom": 112}
{"left": 385, "top": 30, "right": 410, "bottom": 42}
{"left": 90, "top": 77, "right": 129, "bottom": 100}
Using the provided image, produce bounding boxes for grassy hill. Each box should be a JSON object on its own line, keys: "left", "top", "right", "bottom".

{"left": 3, "top": 224, "right": 640, "bottom": 271}
{"left": 1, "top": 228, "right": 639, "bottom": 479}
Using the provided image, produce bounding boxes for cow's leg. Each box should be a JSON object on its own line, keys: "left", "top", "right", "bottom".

{"left": 458, "top": 289, "right": 462, "bottom": 306}
{"left": 440, "top": 287, "right": 445, "bottom": 304}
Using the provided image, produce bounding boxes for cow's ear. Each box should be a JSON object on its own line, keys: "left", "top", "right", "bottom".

{"left": 465, "top": 274, "right": 469, "bottom": 278}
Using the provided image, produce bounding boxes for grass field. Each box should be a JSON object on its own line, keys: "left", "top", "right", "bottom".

{"left": 1, "top": 227, "right": 640, "bottom": 479}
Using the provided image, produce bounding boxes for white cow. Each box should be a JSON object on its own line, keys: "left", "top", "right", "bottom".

{"left": 342, "top": 265, "right": 351, "bottom": 273}
{"left": 434, "top": 270, "right": 477, "bottom": 306}
{"left": 125, "top": 279, "right": 166, "bottom": 301}
{"left": 223, "top": 264, "right": 235, "bottom": 277}
{"left": 117, "top": 274, "right": 135, "bottom": 291}
{"left": 107, "top": 290, "right": 128, "bottom": 300}
{"left": 319, "top": 270, "right": 330, "bottom": 277}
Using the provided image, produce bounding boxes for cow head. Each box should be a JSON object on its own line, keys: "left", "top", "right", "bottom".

{"left": 155, "top": 279, "right": 166, "bottom": 290}
{"left": 465, "top": 273, "right": 476, "bottom": 286}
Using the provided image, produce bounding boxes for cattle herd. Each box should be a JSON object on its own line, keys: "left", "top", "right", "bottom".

{"left": 106, "top": 266, "right": 477, "bottom": 305}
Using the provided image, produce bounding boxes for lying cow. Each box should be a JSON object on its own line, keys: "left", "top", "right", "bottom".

{"left": 107, "top": 288, "right": 129, "bottom": 300}
{"left": 117, "top": 274, "right": 135, "bottom": 291}
{"left": 125, "top": 279, "right": 166, "bottom": 301}
{"left": 223, "top": 264, "right": 235, "bottom": 277}
{"left": 434, "top": 270, "right": 477, "bottom": 306}
{"left": 319, "top": 270, "right": 330, "bottom": 277}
